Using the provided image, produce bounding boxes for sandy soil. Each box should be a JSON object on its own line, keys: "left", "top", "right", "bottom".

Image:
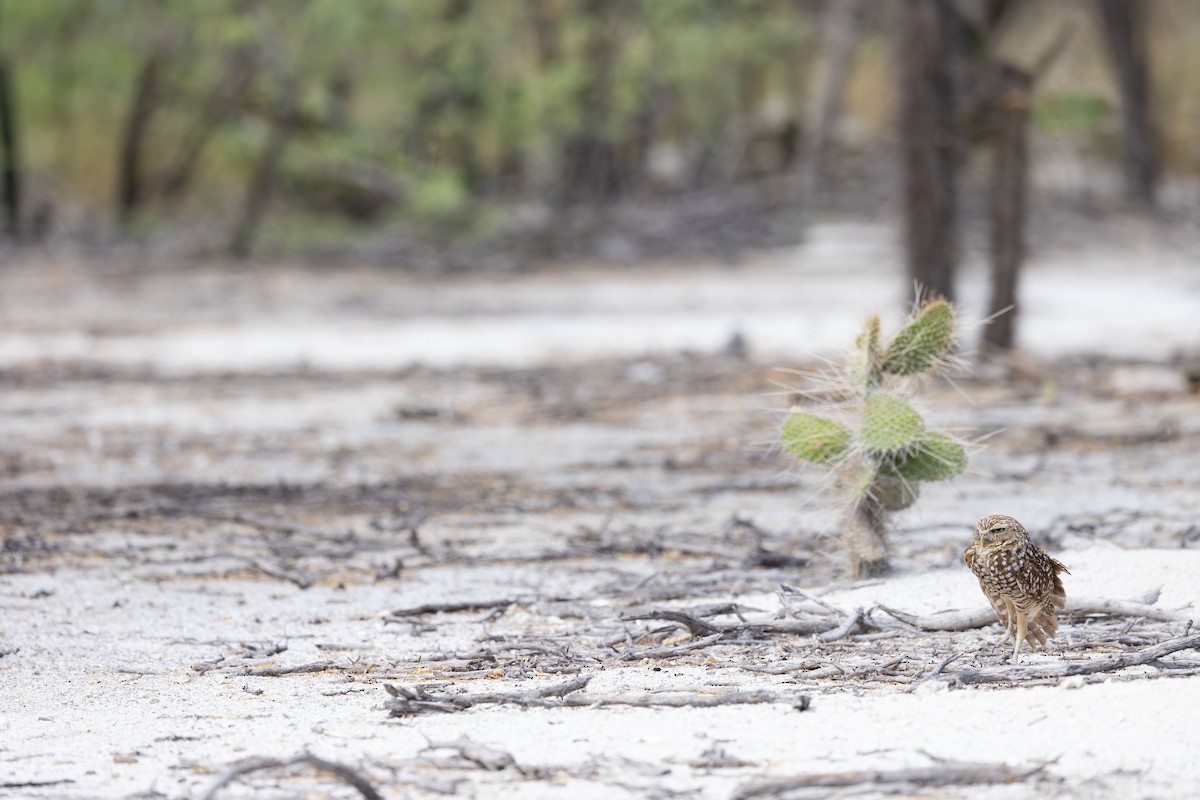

{"left": 2, "top": 220, "right": 1199, "bottom": 798}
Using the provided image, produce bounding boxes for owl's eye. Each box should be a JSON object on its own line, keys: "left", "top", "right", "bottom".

{"left": 990, "top": 526, "right": 1005, "bottom": 534}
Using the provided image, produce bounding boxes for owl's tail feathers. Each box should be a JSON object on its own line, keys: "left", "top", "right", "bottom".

{"left": 1051, "top": 571, "right": 1068, "bottom": 609}
{"left": 1024, "top": 602, "right": 1061, "bottom": 648}
{"left": 1031, "top": 568, "right": 1069, "bottom": 647}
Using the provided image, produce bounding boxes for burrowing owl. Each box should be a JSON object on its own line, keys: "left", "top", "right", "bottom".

{"left": 964, "top": 515, "right": 1069, "bottom": 663}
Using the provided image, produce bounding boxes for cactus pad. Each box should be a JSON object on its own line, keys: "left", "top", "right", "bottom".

{"left": 855, "top": 315, "right": 883, "bottom": 387}
{"left": 781, "top": 413, "right": 852, "bottom": 463}
{"left": 872, "top": 474, "right": 919, "bottom": 511}
{"left": 881, "top": 300, "right": 955, "bottom": 376}
{"left": 861, "top": 391, "right": 924, "bottom": 453}
{"left": 890, "top": 432, "right": 966, "bottom": 482}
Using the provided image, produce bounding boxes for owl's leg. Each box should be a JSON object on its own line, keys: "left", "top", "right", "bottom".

{"left": 1000, "top": 597, "right": 1017, "bottom": 637}
{"left": 1012, "top": 610, "right": 1028, "bottom": 664}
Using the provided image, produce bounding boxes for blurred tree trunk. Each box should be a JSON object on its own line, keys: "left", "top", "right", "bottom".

{"left": 625, "top": 79, "right": 664, "bottom": 195}
{"left": 0, "top": 0, "right": 19, "bottom": 238}
{"left": 326, "top": 65, "right": 352, "bottom": 131}
{"left": 229, "top": 78, "right": 296, "bottom": 259}
{"left": 560, "top": 0, "right": 623, "bottom": 204}
{"left": 799, "top": 0, "right": 864, "bottom": 204}
{"left": 49, "top": 8, "right": 88, "bottom": 181}
{"left": 117, "top": 49, "right": 169, "bottom": 225}
{"left": 408, "top": 0, "right": 483, "bottom": 188}
{"left": 0, "top": 55, "right": 18, "bottom": 238}
{"left": 1095, "top": 0, "right": 1158, "bottom": 208}
{"left": 529, "top": 0, "right": 561, "bottom": 66}
{"left": 897, "top": 0, "right": 960, "bottom": 305}
{"left": 983, "top": 65, "right": 1031, "bottom": 351}
{"left": 160, "top": 49, "right": 256, "bottom": 207}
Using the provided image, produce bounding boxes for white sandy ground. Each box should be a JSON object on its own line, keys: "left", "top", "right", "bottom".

{"left": 1, "top": 547, "right": 1198, "bottom": 799}
{"left": 2, "top": 219, "right": 1200, "bottom": 798}
{"left": 0, "top": 222, "right": 1198, "bottom": 373}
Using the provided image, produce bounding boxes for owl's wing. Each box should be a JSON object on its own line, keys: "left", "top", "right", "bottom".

{"left": 965, "top": 547, "right": 1013, "bottom": 631}
{"left": 988, "top": 592, "right": 1013, "bottom": 633}
{"left": 963, "top": 545, "right": 979, "bottom": 573}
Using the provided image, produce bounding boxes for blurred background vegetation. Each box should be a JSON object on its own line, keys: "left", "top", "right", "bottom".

{"left": 0, "top": 0, "right": 1195, "bottom": 266}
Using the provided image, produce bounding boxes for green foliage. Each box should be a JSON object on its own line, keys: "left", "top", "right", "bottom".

{"left": 779, "top": 301, "right": 968, "bottom": 575}
{"left": 1033, "top": 92, "right": 1110, "bottom": 136}
{"left": 408, "top": 170, "right": 469, "bottom": 219}
{"left": 0, "top": 0, "right": 816, "bottom": 239}
{"left": 4, "top": 0, "right": 1200, "bottom": 250}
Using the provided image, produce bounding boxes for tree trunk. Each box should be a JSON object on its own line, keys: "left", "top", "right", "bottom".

{"left": 983, "top": 66, "right": 1031, "bottom": 351}
{"left": 48, "top": 8, "right": 88, "bottom": 178}
{"left": 529, "top": 0, "right": 561, "bottom": 66}
{"left": 117, "top": 50, "right": 168, "bottom": 225}
{"left": 160, "top": 48, "right": 256, "bottom": 206}
{"left": 1095, "top": 0, "right": 1158, "bottom": 208}
{"left": 559, "top": 0, "right": 623, "bottom": 204}
{"left": 897, "top": 0, "right": 960, "bottom": 305}
{"left": 0, "top": 55, "right": 19, "bottom": 238}
{"left": 228, "top": 80, "right": 296, "bottom": 259}
{"left": 799, "top": 0, "right": 865, "bottom": 204}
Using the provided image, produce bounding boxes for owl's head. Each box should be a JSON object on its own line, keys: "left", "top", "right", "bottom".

{"left": 974, "top": 514, "right": 1027, "bottom": 548}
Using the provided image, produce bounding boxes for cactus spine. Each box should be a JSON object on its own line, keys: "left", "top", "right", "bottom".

{"left": 780, "top": 300, "right": 966, "bottom": 576}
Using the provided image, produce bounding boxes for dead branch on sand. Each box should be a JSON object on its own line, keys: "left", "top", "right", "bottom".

{"left": 948, "top": 631, "right": 1200, "bottom": 685}
{"left": 387, "top": 599, "right": 516, "bottom": 618}
{"left": 383, "top": 675, "right": 811, "bottom": 716}
{"left": 201, "top": 753, "right": 382, "bottom": 800}
{"left": 733, "top": 760, "right": 1048, "bottom": 798}
{"left": 621, "top": 609, "right": 860, "bottom": 640}
{"left": 876, "top": 589, "right": 1191, "bottom": 632}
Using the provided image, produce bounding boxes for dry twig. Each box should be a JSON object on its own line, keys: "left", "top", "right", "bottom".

{"left": 200, "top": 753, "right": 382, "bottom": 800}
{"left": 383, "top": 675, "right": 811, "bottom": 715}
{"left": 949, "top": 632, "right": 1200, "bottom": 684}
{"left": 385, "top": 675, "right": 592, "bottom": 715}
{"left": 0, "top": 780, "right": 75, "bottom": 789}
{"left": 1062, "top": 596, "right": 1191, "bottom": 622}
{"left": 421, "top": 736, "right": 518, "bottom": 771}
{"left": 387, "top": 599, "right": 515, "bottom": 618}
{"left": 619, "top": 634, "right": 727, "bottom": 661}
{"left": 779, "top": 584, "right": 846, "bottom": 617}
{"left": 876, "top": 592, "right": 1191, "bottom": 632}
{"left": 622, "top": 610, "right": 722, "bottom": 637}
{"left": 621, "top": 609, "right": 860, "bottom": 644}
{"left": 561, "top": 689, "right": 811, "bottom": 711}
{"left": 733, "top": 760, "right": 1046, "bottom": 798}
{"left": 233, "top": 661, "right": 337, "bottom": 677}
{"left": 818, "top": 607, "right": 866, "bottom": 643}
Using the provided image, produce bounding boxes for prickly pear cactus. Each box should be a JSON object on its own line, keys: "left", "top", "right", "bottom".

{"left": 780, "top": 299, "right": 967, "bottom": 577}
{"left": 780, "top": 413, "right": 851, "bottom": 464}
{"left": 880, "top": 301, "right": 955, "bottom": 376}
{"left": 860, "top": 392, "right": 924, "bottom": 453}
